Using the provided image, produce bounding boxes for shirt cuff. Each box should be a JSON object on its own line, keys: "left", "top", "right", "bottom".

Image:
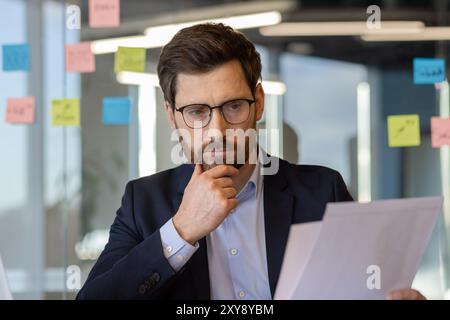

{"left": 160, "top": 218, "right": 199, "bottom": 272}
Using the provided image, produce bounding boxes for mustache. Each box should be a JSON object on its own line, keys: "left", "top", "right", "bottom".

{"left": 202, "top": 137, "right": 236, "bottom": 152}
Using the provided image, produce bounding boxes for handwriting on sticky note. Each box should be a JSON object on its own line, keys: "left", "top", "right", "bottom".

{"left": 102, "top": 97, "right": 131, "bottom": 125}
{"left": 387, "top": 114, "right": 421, "bottom": 147}
{"left": 89, "top": 0, "right": 120, "bottom": 28}
{"left": 431, "top": 117, "right": 450, "bottom": 148}
{"left": 52, "top": 99, "right": 80, "bottom": 126}
{"left": 2, "top": 44, "right": 30, "bottom": 71}
{"left": 413, "top": 58, "right": 445, "bottom": 84}
{"left": 6, "top": 97, "right": 35, "bottom": 124}
{"left": 114, "top": 47, "right": 146, "bottom": 73}
{"left": 65, "top": 42, "right": 95, "bottom": 73}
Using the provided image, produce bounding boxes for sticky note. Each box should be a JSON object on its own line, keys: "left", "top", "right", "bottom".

{"left": 431, "top": 117, "right": 450, "bottom": 148}
{"left": 52, "top": 98, "right": 80, "bottom": 126}
{"left": 89, "top": 0, "right": 120, "bottom": 28}
{"left": 102, "top": 97, "right": 131, "bottom": 125}
{"left": 387, "top": 114, "right": 421, "bottom": 147}
{"left": 65, "top": 42, "right": 95, "bottom": 73}
{"left": 5, "top": 97, "right": 35, "bottom": 124}
{"left": 114, "top": 47, "right": 146, "bottom": 73}
{"left": 2, "top": 44, "right": 30, "bottom": 71}
{"left": 413, "top": 58, "right": 445, "bottom": 84}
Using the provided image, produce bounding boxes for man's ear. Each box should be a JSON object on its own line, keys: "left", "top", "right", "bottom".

{"left": 165, "top": 101, "right": 177, "bottom": 129}
{"left": 254, "top": 83, "right": 265, "bottom": 122}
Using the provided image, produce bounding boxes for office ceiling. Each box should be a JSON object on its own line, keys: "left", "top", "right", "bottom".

{"left": 79, "top": 0, "right": 450, "bottom": 67}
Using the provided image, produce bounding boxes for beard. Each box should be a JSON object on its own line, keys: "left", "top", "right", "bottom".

{"left": 178, "top": 129, "right": 258, "bottom": 172}
{"left": 199, "top": 136, "right": 248, "bottom": 171}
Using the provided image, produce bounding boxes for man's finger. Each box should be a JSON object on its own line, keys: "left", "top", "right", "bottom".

{"left": 206, "top": 165, "right": 239, "bottom": 178}
{"left": 214, "top": 177, "right": 234, "bottom": 188}
{"left": 221, "top": 187, "right": 237, "bottom": 199}
{"left": 386, "top": 289, "right": 426, "bottom": 300}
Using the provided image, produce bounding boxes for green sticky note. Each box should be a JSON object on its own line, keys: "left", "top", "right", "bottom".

{"left": 387, "top": 114, "right": 421, "bottom": 147}
{"left": 114, "top": 46, "right": 146, "bottom": 73}
{"left": 52, "top": 98, "right": 80, "bottom": 126}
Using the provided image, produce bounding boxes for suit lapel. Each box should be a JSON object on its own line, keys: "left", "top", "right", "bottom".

{"left": 173, "top": 164, "right": 211, "bottom": 299}
{"left": 263, "top": 162, "right": 295, "bottom": 297}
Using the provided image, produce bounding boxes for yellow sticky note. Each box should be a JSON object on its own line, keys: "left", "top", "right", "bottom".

{"left": 114, "top": 47, "right": 146, "bottom": 73}
{"left": 387, "top": 114, "right": 421, "bottom": 147}
{"left": 52, "top": 98, "right": 80, "bottom": 126}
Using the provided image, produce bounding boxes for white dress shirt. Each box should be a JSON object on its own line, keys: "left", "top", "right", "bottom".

{"left": 160, "top": 159, "right": 271, "bottom": 300}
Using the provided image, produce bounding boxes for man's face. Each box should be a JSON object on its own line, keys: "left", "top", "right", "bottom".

{"left": 166, "top": 59, "right": 265, "bottom": 171}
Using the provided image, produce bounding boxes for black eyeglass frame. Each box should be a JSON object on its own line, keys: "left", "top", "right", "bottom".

{"left": 174, "top": 98, "right": 256, "bottom": 129}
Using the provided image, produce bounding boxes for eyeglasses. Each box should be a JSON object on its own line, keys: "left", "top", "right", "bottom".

{"left": 175, "top": 98, "right": 255, "bottom": 129}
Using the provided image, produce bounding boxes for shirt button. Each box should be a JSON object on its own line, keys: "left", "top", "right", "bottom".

{"left": 238, "top": 290, "right": 246, "bottom": 298}
{"left": 166, "top": 246, "right": 172, "bottom": 253}
{"left": 230, "top": 248, "right": 238, "bottom": 255}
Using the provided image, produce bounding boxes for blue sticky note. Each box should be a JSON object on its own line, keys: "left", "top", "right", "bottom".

{"left": 2, "top": 44, "right": 30, "bottom": 71}
{"left": 102, "top": 97, "right": 131, "bottom": 125}
{"left": 413, "top": 58, "right": 445, "bottom": 84}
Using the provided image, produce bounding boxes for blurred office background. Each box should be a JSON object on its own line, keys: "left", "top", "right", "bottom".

{"left": 0, "top": 0, "right": 450, "bottom": 299}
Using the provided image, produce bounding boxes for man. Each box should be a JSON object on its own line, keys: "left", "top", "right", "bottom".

{"left": 77, "top": 23, "right": 424, "bottom": 300}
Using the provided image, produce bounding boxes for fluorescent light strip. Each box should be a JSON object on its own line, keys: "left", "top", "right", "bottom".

{"left": 260, "top": 21, "right": 424, "bottom": 37}
{"left": 262, "top": 80, "right": 286, "bottom": 95}
{"left": 117, "top": 71, "right": 286, "bottom": 96}
{"left": 438, "top": 82, "right": 450, "bottom": 301}
{"left": 116, "top": 71, "right": 160, "bottom": 86}
{"left": 92, "top": 11, "right": 281, "bottom": 55}
{"left": 116, "top": 72, "right": 158, "bottom": 177}
{"left": 138, "top": 84, "right": 157, "bottom": 177}
{"left": 357, "top": 82, "right": 371, "bottom": 202}
{"left": 361, "top": 27, "right": 450, "bottom": 41}
{"left": 91, "top": 35, "right": 149, "bottom": 55}
{"left": 439, "top": 82, "right": 450, "bottom": 230}
{"left": 145, "top": 11, "right": 282, "bottom": 36}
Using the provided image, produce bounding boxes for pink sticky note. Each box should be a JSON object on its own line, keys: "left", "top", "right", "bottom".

{"left": 5, "top": 97, "right": 35, "bottom": 124}
{"left": 89, "top": 0, "right": 120, "bottom": 28}
{"left": 431, "top": 117, "right": 450, "bottom": 147}
{"left": 65, "top": 42, "right": 95, "bottom": 73}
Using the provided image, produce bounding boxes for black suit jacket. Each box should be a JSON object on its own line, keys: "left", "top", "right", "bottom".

{"left": 76, "top": 157, "right": 353, "bottom": 300}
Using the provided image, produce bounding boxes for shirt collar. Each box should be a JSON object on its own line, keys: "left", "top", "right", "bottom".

{"left": 236, "top": 148, "right": 263, "bottom": 200}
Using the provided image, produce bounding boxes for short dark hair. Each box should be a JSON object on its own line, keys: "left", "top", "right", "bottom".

{"left": 157, "top": 23, "right": 262, "bottom": 109}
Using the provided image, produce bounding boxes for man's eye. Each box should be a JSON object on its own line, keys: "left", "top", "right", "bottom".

{"left": 187, "top": 108, "right": 206, "bottom": 116}
{"left": 227, "top": 102, "right": 242, "bottom": 110}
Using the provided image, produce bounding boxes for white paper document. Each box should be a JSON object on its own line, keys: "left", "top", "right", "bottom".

{"left": 274, "top": 196, "right": 443, "bottom": 300}
{"left": 0, "top": 254, "right": 12, "bottom": 300}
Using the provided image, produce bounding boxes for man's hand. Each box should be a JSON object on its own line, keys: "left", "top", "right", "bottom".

{"left": 386, "top": 288, "right": 426, "bottom": 300}
{"left": 173, "top": 164, "right": 239, "bottom": 245}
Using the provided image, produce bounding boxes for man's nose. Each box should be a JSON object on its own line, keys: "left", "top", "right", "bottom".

{"left": 207, "top": 108, "right": 228, "bottom": 133}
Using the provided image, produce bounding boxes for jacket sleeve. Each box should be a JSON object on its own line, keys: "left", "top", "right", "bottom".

{"left": 332, "top": 170, "right": 354, "bottom": 202}
{"left": 76, "top": 181, "right": 178, "bottom": 300}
